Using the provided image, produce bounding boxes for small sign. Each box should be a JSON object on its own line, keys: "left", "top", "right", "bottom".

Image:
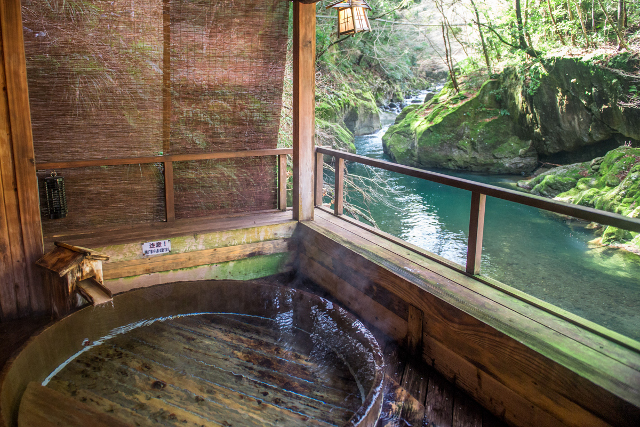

{"left": 142, "top": 239, "right": 171, "bottom": 256}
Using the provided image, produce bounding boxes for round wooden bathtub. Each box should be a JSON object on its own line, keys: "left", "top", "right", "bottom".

{"left": 0, "top": 281, "right": 384, "bottom": 427}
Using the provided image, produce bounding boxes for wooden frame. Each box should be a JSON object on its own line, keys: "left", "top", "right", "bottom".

{"left": 0, "top": 0, "right": 45, "bottom": 320}
{"left": 292, "top": 1, "right": 316, "bottom": 221}
{"left": 36, "top": 149, "right": 293, "bottom": 224}
{"left": 317, "top": 146, "right": 640, "bottom": 273}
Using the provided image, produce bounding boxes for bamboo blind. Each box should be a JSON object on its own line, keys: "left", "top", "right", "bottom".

{"left": 23, "top": 0, "right": 289, "bottom": 233}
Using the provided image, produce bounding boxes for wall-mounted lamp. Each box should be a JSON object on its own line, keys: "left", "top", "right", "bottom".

{"left": 44, "top": 171, "right": 68, "bottom": 219}
{"left": 326, "top": 0, "right": 372, "bottom": 36}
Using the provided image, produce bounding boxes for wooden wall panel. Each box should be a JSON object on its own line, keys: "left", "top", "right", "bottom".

{"left": 0, "top": 0, "right": 44, "bottom": 321}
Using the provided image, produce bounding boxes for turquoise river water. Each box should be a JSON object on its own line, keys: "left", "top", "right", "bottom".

{"left": 334, "top": 107, "right": 640, "bottom": 341}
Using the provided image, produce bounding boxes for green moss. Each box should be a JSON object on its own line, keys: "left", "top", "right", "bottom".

{"left": 316, "top": 118, "right": 356, "bottom": 152}
{"left": 520, "top": 147, "right": 640, "bottom": 251}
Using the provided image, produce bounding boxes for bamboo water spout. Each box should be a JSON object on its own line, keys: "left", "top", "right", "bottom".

{"left": 36, "top": 242, "right": 112, "bottom": 318}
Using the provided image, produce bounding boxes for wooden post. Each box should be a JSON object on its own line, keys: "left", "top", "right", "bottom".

{"left": 164, "top": 161, "right": 175, "bottom": 221}
{"left": 278, "top": 154, "right": 287, "bottom": 211}
{"left": 315, "top": 150, "right": 323, "bottom": 206}
{"left": 334, "top": 157, "right": 344, "bottom": 216}
{"left": 0, "top": 0, "right": 46, "bottom": 320}
{"left": 292, "top": 1, "right": 315, "bottom": 221}
{"left": 162, "top": 0, "right": 174, "bottom": 222}
{"left": 466, "top": 191, "right": 486, "bottom": 275}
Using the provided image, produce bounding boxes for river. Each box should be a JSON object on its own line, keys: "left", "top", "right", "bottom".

{"left": 339, "top": 93, "right": 640, "bottom": 341}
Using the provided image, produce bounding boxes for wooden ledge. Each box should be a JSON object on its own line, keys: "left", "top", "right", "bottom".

{"left": 294, "top": 208, "right": 640, "bottom": 427}
{"left": 42, "top": 209, "right": 294, "bottom": 250}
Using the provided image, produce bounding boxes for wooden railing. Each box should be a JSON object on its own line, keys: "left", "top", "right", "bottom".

{"left": 316, "top": 147, "right": 640, "bottom": 275}
{"left": 37, "top": 148, "right": 293, "bottom": 222}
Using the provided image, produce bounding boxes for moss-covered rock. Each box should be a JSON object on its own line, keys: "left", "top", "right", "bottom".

{"left": 500, "top": 54, "right": 640, "bottom": 156}
{"left": 518, "top": 147, "right": 640, "bottom": 252}
{"left": 317, "top": 83, "right": 380, "bottom": 137}
{"left": 382, "top": 80, "right": 537, "bottom": 173}
{"left": 316, "top": 118, "right": 356, "bottom": 153}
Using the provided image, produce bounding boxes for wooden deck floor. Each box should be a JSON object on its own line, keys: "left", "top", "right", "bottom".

{"left": 1, "top": 273, "right": 507, "bottom": 427}
{"left": 291, "top": 275, "right": 508, "bottom": 427}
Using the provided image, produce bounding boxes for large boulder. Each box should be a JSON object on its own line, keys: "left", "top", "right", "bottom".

{"left": 383, "top": 80, "right": 538, "bottom": 173}
{"left": 317, "top": 86, "right": 380, "bottom": 137}
{"left": 501, "top": 54, "right": 640, "bottom": 156}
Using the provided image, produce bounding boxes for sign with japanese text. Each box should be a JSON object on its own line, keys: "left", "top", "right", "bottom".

{"left": 142, "top": 239, "right": 171, "bottom": 256}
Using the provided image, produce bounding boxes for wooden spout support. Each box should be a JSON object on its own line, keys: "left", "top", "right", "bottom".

{"left": 36, "top": 242, "right": 112, "bottom": 318}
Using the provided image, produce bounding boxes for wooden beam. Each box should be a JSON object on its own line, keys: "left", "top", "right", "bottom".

{"left": 0, "top": 0, "right": 45, "bottom": 318}
{"left": 164, "top": 161, "right": 175, "bottom": 222}
{"left": 103, "top": 239, "right": 289, "bottom": 280}
{"left": 334, "top": 157, "right": 344, "bottom": 216}
{"left": 316, "top": 147, "right": 640, "bottom": 233}
{"left": 35, "top": 148, "right": 293, "bottom": 171}
{"left": 162, "top": 0, "right": 171, "bottom": 156}
{"left": 292, "top": 1, "right": 315, "bottom": 221}
{"left": 465, "top": 192, "right": 486, "bottom": 275}
{"left": 315, "top": 150, "right": 323, "bottom": 206}
{"left": 279, "top": 154, "right": 287, "bottom": 211}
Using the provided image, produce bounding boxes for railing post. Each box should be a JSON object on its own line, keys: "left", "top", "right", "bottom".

{"left": 315, "top": 149, "right": 324, "bottom": 206}
{"left": 278, "top": 154, "right": 287, "bottom": 211}
{"left": 334, "top": 157, "right": 344, "bottom": 216}
{"left": 164, "top": 161, "right": 175, "bottom": 222}
{"left": 466, "top": 191, "right": 486, "bottom": 275}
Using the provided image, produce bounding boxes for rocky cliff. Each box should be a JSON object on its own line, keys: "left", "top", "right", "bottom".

{"left": 383, "top": 53, "right": 640, "bottom": 173}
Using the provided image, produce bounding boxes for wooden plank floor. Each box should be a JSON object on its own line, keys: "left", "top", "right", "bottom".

{"left": 292, "top": 275, "right": 509, "bottom": 427}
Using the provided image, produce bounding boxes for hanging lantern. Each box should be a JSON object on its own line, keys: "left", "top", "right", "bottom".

{"left": 326, "top": 0, "right": 372, "bottom": 36}
{"left": 44, "top": 171, "right": 68, "bottom": 219}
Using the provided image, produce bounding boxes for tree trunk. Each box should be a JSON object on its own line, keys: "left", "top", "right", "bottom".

{"left": 547, "top": 0, "right": 566, "bottom": 44}
{"left": 598, "top": 0, "right": 626, "bottom": 49}
{"left": 515, "top": 0, "right": 529, "bottom": 49}
{"left": 567, "top": 0, "right": 577, "bottom": 46}
{"left": 523, "top": 0, "right": 536, "bottom": 54}
{"left": 575, "top": 0, "right": 593, "bottom": 47}
{"left": 442, "top": 23, "right": 459, "bottom": 93}
{"left": 618, "top": 0, "right": 626, "bottom": 29}
{"left": 470, "top": 0, "right": 491, "bottom": 73}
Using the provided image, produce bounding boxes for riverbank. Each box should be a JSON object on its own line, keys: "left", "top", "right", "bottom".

{"left": 518, "top": 146, "right": 640, "bottom": 253}
{"left": 339, "top": 107, "right": 640, "bottom": 341}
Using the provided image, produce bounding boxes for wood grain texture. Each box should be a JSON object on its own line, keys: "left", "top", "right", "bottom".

{"left": 453, "top": 391, "right": 483, "bottom": 427}
{"left": 298, "top": 252, "right": 407, "bottom": 342}
{"left": 0, "top": 0, "right": 45, "bottom": 315}
{"left": 35, "top": 247, "right": 84, "bottom": 277}
{"left": 279, "top": 154, "right": 287, "bottom": 211}
{"left": 406, "top": 305, "right": 423, "bottom": 356}
{"left": 292, "top": 1, "right": 315, "bottom": 221}
{"left": 0, "top": 27, "right": 20, "bottom": 320}
{"left": 297, "top": 211, "right": 640, "bottom": 427}
{"left": 35, "top": 148, "right": 294, "bottom": 170}
{"left": 103, "top": 239, "right": 289, "bottom": 279}
{"left": 164, "top": 161, "right": 175, "bottom": 221}
{"left": 424, "top": 371, "right": 454, "bottom": 427}
{"left": 465, "top": 192, "right": 485, "bottom": 275}
{"left": 315, "top": 150, "right": 324, "bottom": 206}
{"left": 18, "top": 383, "right": 135, "bottom": 427}
{"left": 334, "top": 157, "right": 344, "bottom": 215}
{"left": 43, "top": 210, "right": 295, "bottom": 249}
